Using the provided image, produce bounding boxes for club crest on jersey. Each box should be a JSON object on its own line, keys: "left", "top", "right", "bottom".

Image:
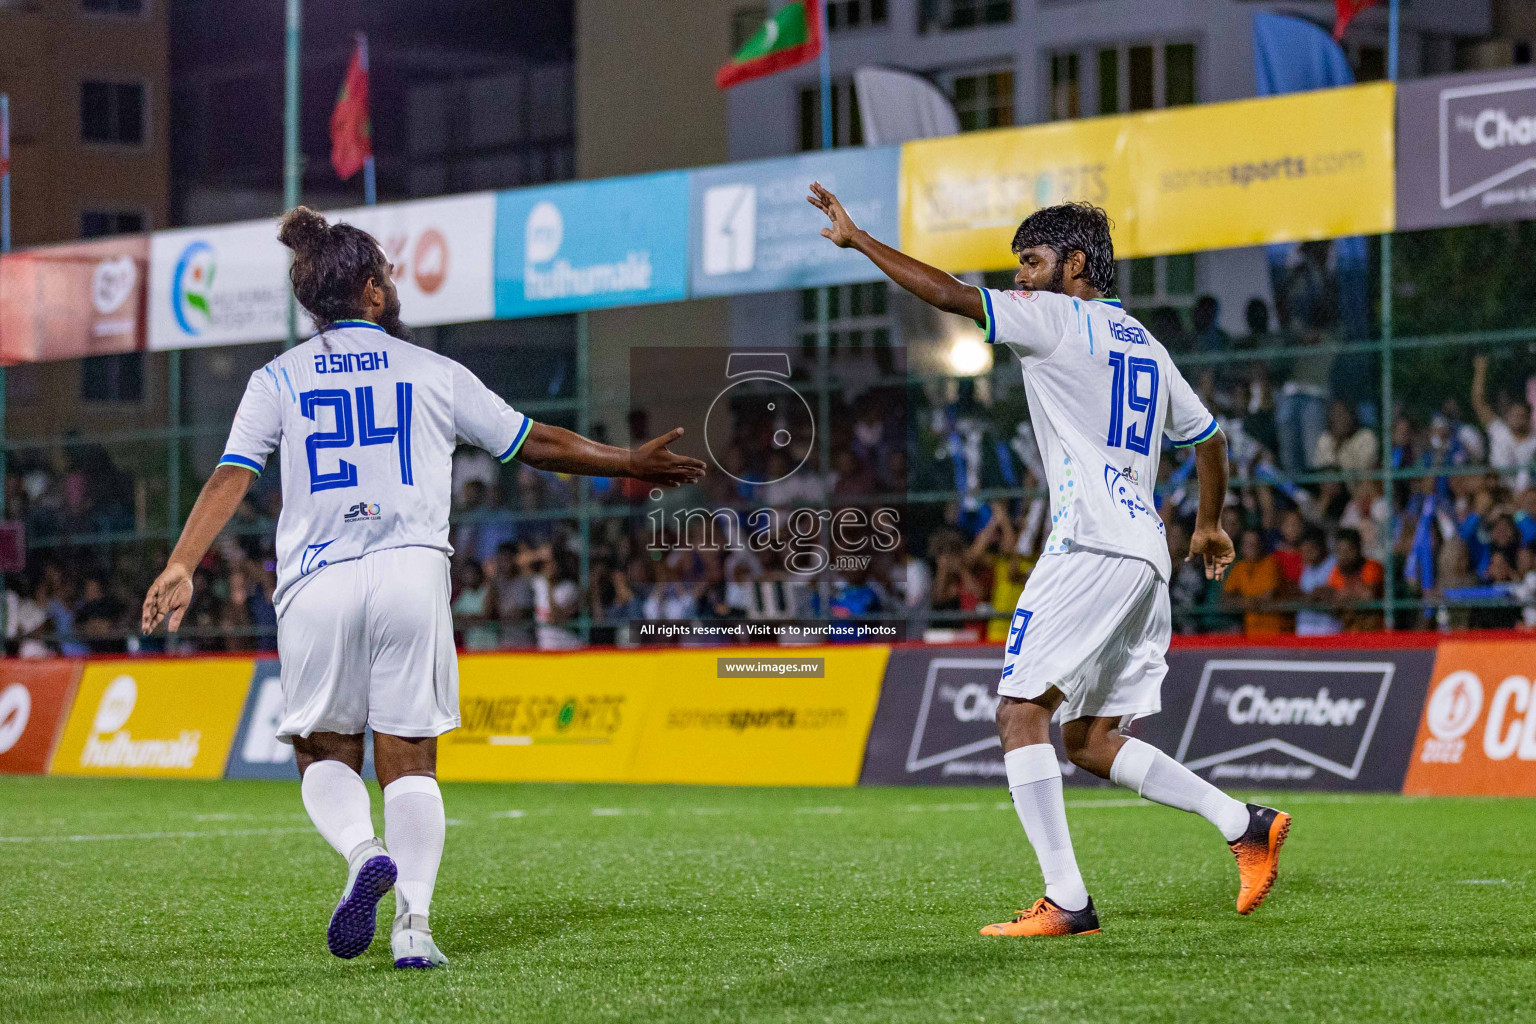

{"left": 1104, "top": 464, "right": 1148, "bottom": 519}
{"left": 343, "top": 501, "right": 381, "bottom": 522}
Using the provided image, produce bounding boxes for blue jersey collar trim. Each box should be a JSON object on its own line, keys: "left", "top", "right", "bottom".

{"left": 330, "top": 319, "right": 386, "bottom": 333}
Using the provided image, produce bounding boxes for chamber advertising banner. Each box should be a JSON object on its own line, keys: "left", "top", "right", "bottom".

{"left": 1398, "top": 67, "right": 1536, "bottom": 230}
{"left": 494, "top": 172, "right": 690, "bottom": 318}
{"left": 689, "top": 147, "right": 900, "bottom": 297}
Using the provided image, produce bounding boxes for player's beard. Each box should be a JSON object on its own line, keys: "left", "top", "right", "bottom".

{"left": 1042, "top": 260, "right": 1067, "bottom": 294}
{"left": 378, "top": 291, "right": 410, "bottom": 340}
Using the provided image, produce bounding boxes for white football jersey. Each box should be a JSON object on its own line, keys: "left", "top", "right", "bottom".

{"left": 219, "top": 321, "right": 531, "bottom": 612}
{"left": 978, "top": 288, "right": 1216, "bottom": 581}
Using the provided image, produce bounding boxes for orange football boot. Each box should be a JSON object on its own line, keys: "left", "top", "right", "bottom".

{"left": 1229, "top": 803, "right": 1291, "bottom": 915}
{"left": 979, "top": 897, "right": 1100, "bottom": 937}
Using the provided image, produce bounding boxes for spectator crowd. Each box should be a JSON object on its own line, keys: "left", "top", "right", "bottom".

{"left": 8, "top": 286, "right": 1536, "bottom": 655}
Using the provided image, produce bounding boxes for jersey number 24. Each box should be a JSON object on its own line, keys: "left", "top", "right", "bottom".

{"left": 300, "top": 384, "right": 414, "bottom": 493}
{"left": 1106, "top": 352, "right": 1159, "bottom": 455}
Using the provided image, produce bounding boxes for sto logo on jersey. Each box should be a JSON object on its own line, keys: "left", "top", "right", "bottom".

{"left": 344, "top": 501, "right": 382, "bottom": 522}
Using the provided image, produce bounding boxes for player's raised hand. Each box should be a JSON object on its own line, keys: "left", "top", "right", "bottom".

{"left": 141, "top": 563, "right": 194, "bottom": 634}
{"left": 807, "top": 181, "right": 860, "bottom": 248}
{"left": 1187, "top": 526, "right": 1236, "bottom": 581}
{"left": 629, "top": 428, "right": 708, "bottom": 488}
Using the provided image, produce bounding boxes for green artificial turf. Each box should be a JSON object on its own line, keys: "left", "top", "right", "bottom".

{"left": 2, "top": 778, "right": 1533, "bottom": 1023}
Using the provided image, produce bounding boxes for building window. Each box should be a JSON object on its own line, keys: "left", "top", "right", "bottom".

{"left": 1354, "top": 45, "right": 1387, "bottom": 81}
{"left": 1122, "top": 254, "right": 1197, "bottom": 307}
{"left": 949, "top": 69, "right": 1014, "bottom": 131}
{"left": 798, "top": 79, "right": 862, "bottom": 150}
{"left": 799, "top": 283, "right": 893, "bottom": 365}
{"left": 731, "top": 5, "right": 767, "bottom": 51}
{"left": 82, "top": 0, "right": 144, "bottom": 12}
{"left": 81, "top": 210, "right": 144, "bottom": 237}
{"left": 1080, "top": 42, "right": 1197, "bottom": 120}
{"left": 1097, "top": 49, "right": 1119, "bottom": 115}
{"left": 920, "top": 0, "right": 1012, "bottom": 32}
{"left": 1049, "top": 53, "right": 1080, "bottom": 121}
{"left": 81, "top": 81, "right": 145, "bottom": 145}
{"left": 827, "top": 0, "right": 887, "bottom": 32}
{"left": 80, "top": 353, "right": 143, "bottom": 403}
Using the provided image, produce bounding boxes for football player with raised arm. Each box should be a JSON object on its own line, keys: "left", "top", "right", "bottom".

{"left": 809, "top": 183, "right": 1289, "bottom": 937}
{"left": 142, "top": 207, "right": 705, "bottom": 967}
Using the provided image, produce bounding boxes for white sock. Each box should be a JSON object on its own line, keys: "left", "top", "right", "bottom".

{"left": 1110, "top": 737, "right": 1250, "bottom": 842}
{"left": 384, "top": 775, "right": 445, "bottom": 923}
{"left": 1004, "top": 744, "right": 1089, "bottom": 912}
{"left": 301, "top": 759, "right": 377, "bottom": 861}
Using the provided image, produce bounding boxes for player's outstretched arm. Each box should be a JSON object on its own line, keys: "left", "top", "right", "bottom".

{"left": 141, "top": 464, "right": 255, "bottom": 634}
{"left": 1187, "top": 429, "right": 1235, "bottom": 581}
{"left": 807, "top": 181, "right": 984, "bottom": 323}
{"left": 516, "top": 422, "right": 707, "bottom": 488}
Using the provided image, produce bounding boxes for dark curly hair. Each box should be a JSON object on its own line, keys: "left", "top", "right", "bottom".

{"left": 1010, "top": 202, "right": 1117, "bottom": 296}
{"left": 277, "top": 206, "right": 398, "bottom": 334}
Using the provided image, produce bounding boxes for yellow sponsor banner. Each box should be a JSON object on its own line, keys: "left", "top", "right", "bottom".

{"left": 898, "top": 83, "right": 1394, "bottom": 269}
{"left": 438, "top": 651, "right": 661, "bottom": 782}
{"left": 900, "top": 117, "right": 1136, "bottom": 273}
{"left": 52, "top": 659, "right": 253, "bottom": 778}
{"left": 628, "top": 646, "right": 889, "bottom": 787}
{"left": 1130, "top": 83, "right": 1395, "bottom": 257}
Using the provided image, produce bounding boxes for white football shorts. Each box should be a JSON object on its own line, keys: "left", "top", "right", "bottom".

{"left": 997, "top": 547, "right": 1171, "bottom": 723}
{"left": 275, "top": 545, "right": 459, "bottom": 743}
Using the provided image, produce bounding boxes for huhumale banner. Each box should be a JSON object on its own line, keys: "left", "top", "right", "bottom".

{"left": 493, "top": 172, "right": 690, "bottom": 318}
{"left": 1398, "top": 66, "right": 1536, "bottom": 230}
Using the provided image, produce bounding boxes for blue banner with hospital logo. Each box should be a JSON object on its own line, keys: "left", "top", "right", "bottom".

{"left": 493, "top": 172, "right": 690, "bottom": 317}
{"left": 689, "top": 147, "right": 900, "bottom": 298}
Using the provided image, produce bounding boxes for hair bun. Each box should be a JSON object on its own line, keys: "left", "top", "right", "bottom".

{"left": 278, "top": 206, "right": 331, "bottom": 254}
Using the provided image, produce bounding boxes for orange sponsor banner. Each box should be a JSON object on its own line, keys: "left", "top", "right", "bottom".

{"left": 0, "top": 236, "right": 148, "bottom": 364}
{"left": 1403, "top": 640, "right": 1536, "bottom": 796}
{"left": 0, "top": 660, "right": 83, "bottom": 774}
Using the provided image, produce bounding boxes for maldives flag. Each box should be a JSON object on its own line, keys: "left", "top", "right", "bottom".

{"left": 715, "top": 0, "right": 823, "bottom": 89}
{"left": 330, "top": 36, "right": 371, "bottom": 180}
{"left": 1333, "top": 0, "right": 1381, "bottom": 40}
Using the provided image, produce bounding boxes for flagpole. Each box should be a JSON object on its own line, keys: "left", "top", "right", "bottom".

{"left": 1379, "top": 0, "right": 1399, "bottom": 629}
{"left": 283, "top": 0, "right": 302, "bottom": 349}
{"left": 1, "top": 93, "right": 10, "bottom": 254}
{"left": 814, "top": 0, "right": 833, "bottom": 614}
{"left": 359, "top": 32, "right": 376, "bottom": 206}
{"left": 817, "top": 0, "right": 833, "bottom": 150}
{"left": 1, "top": 93, "right": 10, "bottom": 527}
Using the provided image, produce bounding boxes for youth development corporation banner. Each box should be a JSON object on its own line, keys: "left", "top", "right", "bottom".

{"left": 147, "top": 193, "right": 496, "bottom": 351}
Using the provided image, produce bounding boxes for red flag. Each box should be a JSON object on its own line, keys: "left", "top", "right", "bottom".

{"left": 330, "top": 37, "right": 371, "bottom": 180}
{"left": 1333, "top": 0, "right": 1381, "bottom": 40}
